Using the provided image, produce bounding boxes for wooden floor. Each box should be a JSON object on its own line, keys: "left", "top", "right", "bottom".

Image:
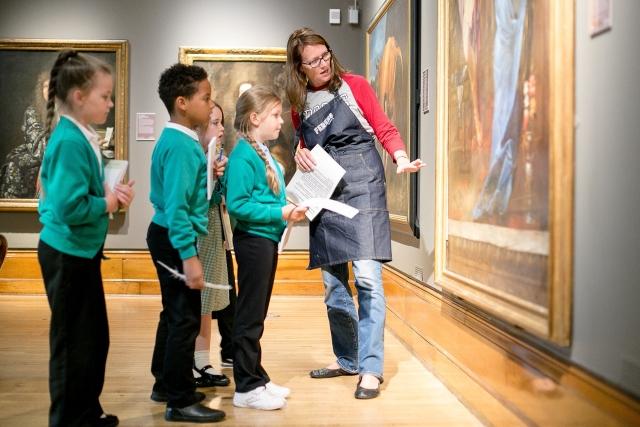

{"left": 0, "top": 295, "right": 483, "bottom": 426}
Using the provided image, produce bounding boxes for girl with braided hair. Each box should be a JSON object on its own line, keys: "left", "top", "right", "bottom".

{"left": 37, "top": 50, "right": 135, "bottom": 427}
{"left": 223, "top": 85, "right": 307, "bottom": 410}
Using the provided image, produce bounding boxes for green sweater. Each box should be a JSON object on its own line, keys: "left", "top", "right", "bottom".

{"left": 150, "top": 126, "right": 208, "bottom": 259}
{"left": 224, "top": 139, "right": 286, "bottom": 243}
{"left": 38, "top": 116, "right": 108, "bottom": 258}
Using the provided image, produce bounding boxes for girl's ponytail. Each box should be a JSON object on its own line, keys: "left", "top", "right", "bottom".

{"left": 45, "top": 50, "right": 77, "bottom": 138}
{"left": 248, "top": 139, "right": 280, "bottom": 195}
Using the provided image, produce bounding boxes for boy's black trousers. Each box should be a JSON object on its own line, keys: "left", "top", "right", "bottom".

{"left": 146, "top": 222, "right": 201, "bottom": 408}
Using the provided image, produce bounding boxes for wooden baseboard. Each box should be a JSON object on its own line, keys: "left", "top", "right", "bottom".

{"left": 0, "top": 250, "right": 324, "bottom": 295}
{"left": 382, "top": 266, "right": 640, "bottom": 426}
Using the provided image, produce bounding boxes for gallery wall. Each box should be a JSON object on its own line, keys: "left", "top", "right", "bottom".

{"left": 362, "top": 0, "right": 640, "bottom": 398}
{"left": 0, "top": 0, "right": 364, "bottom": 251}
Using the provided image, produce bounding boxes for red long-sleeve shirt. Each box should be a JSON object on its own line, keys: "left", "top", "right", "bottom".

{"left": 291, "top": 73, "right": 405, "bottom": 158}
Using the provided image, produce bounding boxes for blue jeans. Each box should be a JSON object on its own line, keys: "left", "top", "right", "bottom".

{"left": 321, "top": 259, "right": 385, "bottom": 380}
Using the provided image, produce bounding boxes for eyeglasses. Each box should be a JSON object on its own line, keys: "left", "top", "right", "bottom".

{"left": 302, "top": 50, "right": 332, "bottom": 68}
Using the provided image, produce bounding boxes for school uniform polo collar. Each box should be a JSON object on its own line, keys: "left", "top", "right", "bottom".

{"left": 62, "top": 114, "right": 102, "bottom": 167}
{"left": 166, "top": 122, "right": 199, "bottom": 141}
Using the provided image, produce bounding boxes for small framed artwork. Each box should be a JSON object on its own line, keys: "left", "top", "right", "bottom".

{"left": 366, "top": 0, "right": 421, "bottom": 239}
{"left": 589, "top": 0, "right": 613, "bottom": 37}
{"left": 136, "top": 113, "right": 156, "bottom": 141}
{"left": 0, "top": 39, "right": 129, "bottom": 211}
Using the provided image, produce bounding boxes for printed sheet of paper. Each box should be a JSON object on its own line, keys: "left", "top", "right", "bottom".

{"left": 206, "top": 136, "right": 217, "bottom": 200}
{"left": 277, "top": 198, "right": 358, "bottom": 254}
{"left": 286, "top": 145, "right": 346, "bottom": 221}
{"left": 103, "top": 160, "right": 128, "bottom": 190}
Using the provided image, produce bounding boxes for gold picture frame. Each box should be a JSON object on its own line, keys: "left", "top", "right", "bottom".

{"left": 0, "top": 39, "right": 129, "bottom": 211}
{"left": 435, "top": 1, "right": 574, "bottom": 344}
{"left": 179, "top": 47, "right": 296, "bottom": 183}
{"left": 366, "top": 0, "right": 420, "bottom": 239}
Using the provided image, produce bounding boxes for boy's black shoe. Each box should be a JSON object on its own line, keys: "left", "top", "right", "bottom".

{"left": 220, "top": 357, "right": 234, "bottom": 368}
{"left": 165, "top": 403, "right": 225, "bottom": 423}
{"left": 91, "top": 414, "right": 119, "bottom": 427}
{"left": 194, "top": 365, "right": 230, "bottom": 387}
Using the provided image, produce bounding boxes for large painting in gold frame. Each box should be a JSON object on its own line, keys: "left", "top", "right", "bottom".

{"left": 0, "top": 39, "right": 129, "bottom": 211}
{"left": 179, "top": 47, "right": 296, "bottom": 183}
{"left": 366, "top": 0, "right": 420, "bottom": 239}
{"left": 435, "top": 0, "right": 574, "bottom": 344}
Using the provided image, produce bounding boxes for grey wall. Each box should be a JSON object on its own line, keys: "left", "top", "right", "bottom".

{"left": 0, "top": 0, "right": 364, "bottom": 250}
{"left": 573, "top": 0, "right": 640, "bottom": 397}
{"left": 361, "top": 0, "right": 640, "bottom": 398}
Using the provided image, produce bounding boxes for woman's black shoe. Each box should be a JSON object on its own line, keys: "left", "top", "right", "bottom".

{"left": 309, "top": 367, "right": 357, "bottom": 378}
{"left": 354, "top": 377, "right": 381, "bottom": 399}
{"left": 194, "top": 365, "right": 230, "bottom": 387}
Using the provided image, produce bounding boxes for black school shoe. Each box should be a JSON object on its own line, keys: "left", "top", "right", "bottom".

{"left": 194, "top": 365, "right": 230, "bottom": 387}
{"left": 91, "top": 414, "right": 119, "bottom": 427}
{"left": 165, "top": 402, "right": 225, "bottom": 423}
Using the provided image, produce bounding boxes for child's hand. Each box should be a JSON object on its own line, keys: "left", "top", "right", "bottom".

{"left": 213, "top": 156, "right": 227, "bottom": 177}
{"left": 103, "top": 183, "right": 119, "bottom": 213}
{"left": 183, "top": 256, "right": 204, "bottom": 290}
{"left": 282, "top": 204, "right": 308, "bottom": 222}
{"left": 115, "top": 180, "right": 135, "bottom": 208}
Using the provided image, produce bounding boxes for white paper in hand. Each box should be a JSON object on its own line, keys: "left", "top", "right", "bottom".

{"left": 286, "top": 145, "right": 346, "bottom": 221}
{"left": 104, "top": 127, "right": 114, "bottom": 145}
{"left": 157, "top": 261, "right": 231, "bottom": 290}
{"left": 297, "top": 198, "right": 358, "bottom": 218}
{"left": 103, "top": 160, "right": 128, "bottom": 190}
{"left": 206, "top": 136, "right": 217, "bottom": 200}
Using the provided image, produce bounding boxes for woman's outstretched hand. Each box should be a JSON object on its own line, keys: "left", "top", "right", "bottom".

{"left": 294, "top": 147, "right": 316, "bottom": 172}
{"left": 396, "top": 158, "right": 426, "bottom": 174}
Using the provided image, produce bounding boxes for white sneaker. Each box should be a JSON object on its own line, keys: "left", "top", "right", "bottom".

{"left": 265, "top": 382, "right": 290, "bottom": 398}
{"left": 233, "top": 386, "right": 286, "bottom": 410}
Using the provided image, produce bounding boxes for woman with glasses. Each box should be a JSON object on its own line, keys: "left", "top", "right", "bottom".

{"left": 285, "top": 27, "right": 424, "bottom": 400}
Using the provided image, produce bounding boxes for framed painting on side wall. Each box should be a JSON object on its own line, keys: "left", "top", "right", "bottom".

{"left": 366, "top": 0, "right": 420, "bottom": 240}
{"left": 179, "top": 47, "right": 296, "bottom": 184}
{"left": 435, "top": 0, "right": 574, "bottom": 345}
{"left": 0, "top": 39, "right": 129, "bottom": 211}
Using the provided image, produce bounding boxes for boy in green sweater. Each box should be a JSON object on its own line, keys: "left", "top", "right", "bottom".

{"left": 147, "top": 63, "right": 224, "bottom": 423}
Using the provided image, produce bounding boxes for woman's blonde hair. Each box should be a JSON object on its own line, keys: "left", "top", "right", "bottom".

{"left": 234, "top": 85, "right": 282, "bottom": 195}
{"left": 285, "top": 27, "right": 347, "bottom": 112}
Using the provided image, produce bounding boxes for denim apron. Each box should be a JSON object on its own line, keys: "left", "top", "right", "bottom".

{"left": 299, "top": 91, "right": 392, "bottom": 269}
